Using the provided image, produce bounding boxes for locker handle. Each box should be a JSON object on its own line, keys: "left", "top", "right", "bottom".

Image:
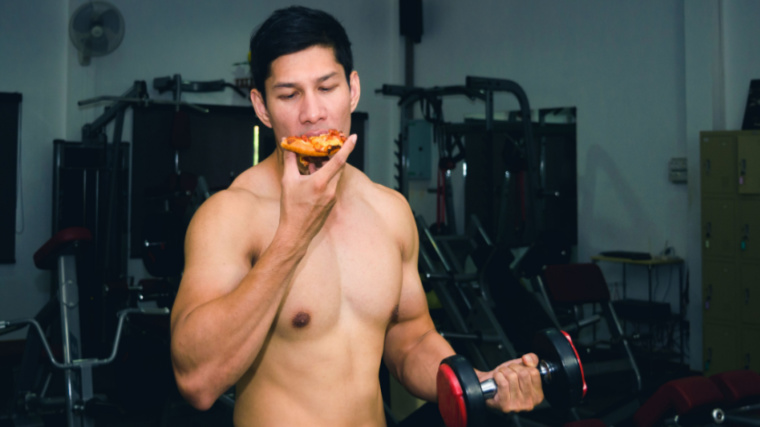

{"left": 705, "top": 159, "right": 711, "bottom": 174}
{"left": 746, "top": 288, "right": 750, "bottom": 304}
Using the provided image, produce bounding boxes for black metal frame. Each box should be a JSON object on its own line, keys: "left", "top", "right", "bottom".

{"left": 377, "top": 76, "right": 542, "bottom": 242}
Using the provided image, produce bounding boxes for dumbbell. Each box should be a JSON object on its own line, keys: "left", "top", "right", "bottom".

{"left": 436, "top": 328, "right": 587, "bottom": 427}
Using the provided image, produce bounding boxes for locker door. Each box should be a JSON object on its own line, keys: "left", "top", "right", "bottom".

{"left": 738, "top": 200, "right": 760, "bottom": 261}
{"left": 702, "top": 260, "right": 740, "bottom": 323}
{"left": 701, "top": 134, "right": 737, "bottom": 196}
{"left": 703, "top": 322, "right": 740, "bottom": 375}
{"left": 741, "top": 327, "right": 760, "bottom": 372}
{"left": 741, "top": 263, "right": 760, "bottom": 325}
{"left": 737, "top": 134, "right": 760, "bottom": 195}
{"left": 701, "top": 199, "right": 737, "bottom": 259}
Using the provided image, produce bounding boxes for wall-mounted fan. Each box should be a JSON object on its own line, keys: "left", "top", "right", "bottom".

{"left": 69, "top": 1, "right": 125, "bottom": 66}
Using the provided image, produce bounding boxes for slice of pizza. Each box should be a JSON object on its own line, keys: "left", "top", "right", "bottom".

{"left": 280, "top": 129, "right": 347, "bottom": 166}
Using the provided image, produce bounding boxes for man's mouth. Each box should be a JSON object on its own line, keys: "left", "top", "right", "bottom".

{"left": 301, "top": 129, "right": 332, "bottom": 138}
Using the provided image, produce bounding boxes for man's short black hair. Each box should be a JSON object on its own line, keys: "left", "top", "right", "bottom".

{"left": 249, "top": 6, "right": 354, "bottom": 101}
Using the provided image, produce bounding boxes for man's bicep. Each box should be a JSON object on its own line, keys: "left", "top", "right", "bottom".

{"left": 383, "top": 259, "right": 437, "bottom": 367}
{"left": 171, "top": 195, "right": 254, "bottom": 327}
{"left": 382, "top": 264, "right": 455, "bottom": 401}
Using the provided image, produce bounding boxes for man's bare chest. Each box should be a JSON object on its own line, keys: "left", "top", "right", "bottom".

{"left": 253, "top": 206, "right": 403, "bottom": 339}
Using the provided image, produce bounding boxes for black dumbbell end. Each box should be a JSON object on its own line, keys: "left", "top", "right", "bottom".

{"left": 532, "top": 328, "right": 587, "bottom": 409}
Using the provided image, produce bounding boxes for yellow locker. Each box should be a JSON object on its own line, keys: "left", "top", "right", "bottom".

{"left": 701, "top": 134, "right": 737, "bottom": 196}
{"left": 704, "top": 322, "right": 740, "bottom": 375}
{"left": 703, "top": 260, "right": 740, "bottom": 323}
{"left": 737, "top": 134, "right": 760, "bottom": 195}
{"left": 701, "top": 199, "right": 737, "bottom": 260}
{"left": 738, "top": 200, "right": 760, "bottom": 261}
{"left": 741, "top": 326, "right": 760, "bottom": 372}
{"left": 740, "top": 263, "right": 760, "bottom": 325}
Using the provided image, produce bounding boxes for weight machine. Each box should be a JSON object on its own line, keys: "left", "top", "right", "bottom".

{"left": 1, "top": 75, "right": 243, "bottom": 426}
{"left": 377, "top": 76, "right": 545, "bottom": 246}
{"left": 0, "top": 227, "right": 169, "bottom": 427}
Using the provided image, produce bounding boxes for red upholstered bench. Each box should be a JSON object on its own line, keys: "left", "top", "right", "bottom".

{"left": 632, "top": 376, "right": 725, "bottom": 427}
{"left": 710, "top": 370, "right": 760, "bottom": 406}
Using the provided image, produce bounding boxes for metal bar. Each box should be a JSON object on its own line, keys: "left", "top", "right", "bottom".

{"left": 679, "top": 263, "right": 684, "bottom": 364}
{"left": 471, "top": 295, "right": 518, "bottom": 360}
{"left": 58, "top": 253, "right": 82, "bottom": 427}
{"left": 604, "top": 301, "right": 642, "bottom": 391}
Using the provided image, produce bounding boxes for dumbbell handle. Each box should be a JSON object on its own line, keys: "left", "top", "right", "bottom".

{"left": 478, "top": 360, "right": 553, "bottom": 399}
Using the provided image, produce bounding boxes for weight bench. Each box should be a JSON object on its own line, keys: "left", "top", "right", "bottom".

{"left": 630, "top": 370, "right": 760, "bottom": 427}
{"left": 709, "top": 370, "right": 760, "bottom": 425}
{"left": 0, "top": 226, "right": 169, "bottom": 427}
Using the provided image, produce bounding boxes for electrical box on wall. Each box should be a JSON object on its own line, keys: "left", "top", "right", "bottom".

{"left": 407, "top": 119, "right": 432, "bottom": 180}
{"left": 669, "top": 157, "right": 687, "bottom": 183}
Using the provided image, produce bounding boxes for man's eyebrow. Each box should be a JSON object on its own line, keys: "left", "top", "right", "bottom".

{"left": 271, "top": 72, "right": 339, "bottom": 90}
{"left": 317, "top": 72, "right": 339, "bottom": 83}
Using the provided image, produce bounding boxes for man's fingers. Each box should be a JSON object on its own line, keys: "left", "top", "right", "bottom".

{"left": 521, "top": 353, "right": 539, "bottom": 368}
{"left": 282, "top": 149, "right": 300, "bottom": 177}
{"left": 335, "top": 133, "right": 357, "bottom": 160}
{"left": 485, "top": 361, "right": 543, "bottom": 412}
{"left": 317, "top": 134, "right": 356, "bottom": 176}
{"left": 499, "top": 353, "right": 537, "bottom": 369}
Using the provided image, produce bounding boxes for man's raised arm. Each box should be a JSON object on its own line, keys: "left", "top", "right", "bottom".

{"left": 170, "top": 142, "right": 354, "bottom": 410}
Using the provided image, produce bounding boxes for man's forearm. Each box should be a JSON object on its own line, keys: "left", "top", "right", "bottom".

{"left": 395, "top": 330, "right": 456, "bottom": 402}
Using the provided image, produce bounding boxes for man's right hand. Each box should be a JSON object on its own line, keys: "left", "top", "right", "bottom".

{"left": 278, "top": 134, "right": 357, "bottom": 242}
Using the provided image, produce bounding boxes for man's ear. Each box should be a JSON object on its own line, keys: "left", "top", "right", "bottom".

{"left": 349, "top": 71, "right": 361, "bottom": 113}
{"left": 250, "top": 89, "right": 272, "bottom": 128}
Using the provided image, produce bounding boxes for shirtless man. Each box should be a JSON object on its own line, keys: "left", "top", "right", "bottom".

{"left": 169, "top": 6, "right": 543, "bottom": 426}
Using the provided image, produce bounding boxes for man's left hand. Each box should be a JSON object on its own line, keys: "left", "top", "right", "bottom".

{"left": 476, "top": 353, "right": 544, "bottom": 413}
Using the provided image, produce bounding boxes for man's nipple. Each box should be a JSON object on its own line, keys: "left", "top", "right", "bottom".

{"left": 292, "top": 311, "right": 311, "bottom": 328}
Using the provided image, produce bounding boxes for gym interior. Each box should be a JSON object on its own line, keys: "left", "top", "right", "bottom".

{"left": 1, "top": 1, "right": 760, "bottom": 426}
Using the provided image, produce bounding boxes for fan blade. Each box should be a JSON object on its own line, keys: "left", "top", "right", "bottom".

{"left": 71, "top": 4, "right": 95, "bottom": 32}
{"left": 100, "top": 9, "right": 123, "bottom": 32}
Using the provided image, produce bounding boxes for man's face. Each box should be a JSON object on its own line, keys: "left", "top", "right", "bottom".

{"left": 251, "top": 45, "right": 360, "bottom": 144}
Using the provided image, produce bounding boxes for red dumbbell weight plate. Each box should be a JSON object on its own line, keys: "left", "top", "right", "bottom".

{"left": 437, "top": 355, "right": 488, "bottom": 427}
{"left": 437, "top": 363, "right": 468, "bottom": 427}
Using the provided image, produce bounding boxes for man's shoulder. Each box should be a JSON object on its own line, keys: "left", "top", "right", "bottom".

{"left": 189, "top": 182, "right": 274, "bottom": 235}
{"left": 349, "top": 172, "right": 410, "bottom": 213}
{"left": 185, "top": 185, "right": 276, "bottom": 259}
{"left": 346, "top": 172, "right": 415, "bottom": 240}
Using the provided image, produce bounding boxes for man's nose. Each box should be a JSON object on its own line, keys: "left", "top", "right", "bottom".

{"left": 299, "top": 92, "right": 326, "bottom": 124}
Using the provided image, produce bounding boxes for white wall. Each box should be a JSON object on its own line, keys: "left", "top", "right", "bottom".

{"left": 2, "top": 0, "right": 760, "bottom": 372}
{"left": 411, "top": 0, "right": 696, "bottom": 361}
{"left": 0, "top": 1, "right": 69, "bottom": 339}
